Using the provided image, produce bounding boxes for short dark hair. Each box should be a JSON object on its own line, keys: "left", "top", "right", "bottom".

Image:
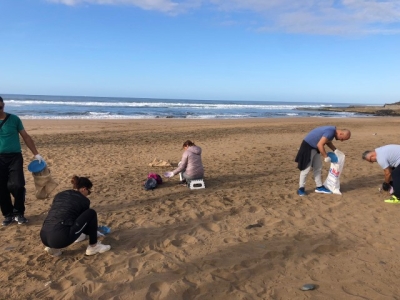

{"left": 71, "top": 175, "right": 93, "bottom": 190}
{"left": 362, "top": 150, "right": 372, "bottom": 160}
{"left": 182, "top": 140, "right": 195, "bottom": 149}
{"left": 0, "top": 96, "right": 3, "bottom": 103}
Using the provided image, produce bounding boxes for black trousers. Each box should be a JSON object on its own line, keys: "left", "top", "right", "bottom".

{"left": 392, "top": 165, "right": 400, "bottom": 198}
{"left": 40, "top": 209, "right": 98, "bottom": 249}
{"left": 0, "top": 153, "right": 26, "bottom": 217}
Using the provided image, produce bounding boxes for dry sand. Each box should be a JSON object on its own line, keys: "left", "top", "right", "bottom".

{"left": 1, "top": 117, "right": 400, "bottom": 299}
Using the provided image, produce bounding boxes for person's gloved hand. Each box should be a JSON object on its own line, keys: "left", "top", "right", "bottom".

{"left": 324, "top": 156, "right": 331, "bottom": 163}
{"left": 334, "top": 149, "right": 339, "bottom": 155}
{"left": 35, "top": 154, "right": 44, "bottom": 163}
{"left": 164, "top": 171, "right": 174, "bottom": 178}
{"left": 382, "top": 182, "right": 391, "bottom": 192}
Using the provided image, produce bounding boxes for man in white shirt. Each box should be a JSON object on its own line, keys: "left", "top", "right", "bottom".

{"left": 362, "top": 144, "right": 400, "bottom": 203}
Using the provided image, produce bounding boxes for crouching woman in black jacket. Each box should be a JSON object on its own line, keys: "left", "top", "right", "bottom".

{"left": 40, "top": 176, "right": 111, "bottom": 256}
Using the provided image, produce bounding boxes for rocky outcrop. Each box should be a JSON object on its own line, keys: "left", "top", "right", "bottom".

{"left": 296, "top": 104, "right": 400, "bottom": 116}
{"left": 384, "top": 103, "right": 400, "bottom": 109}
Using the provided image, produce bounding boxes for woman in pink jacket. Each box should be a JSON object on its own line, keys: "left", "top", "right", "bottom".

{"left": 164, "top": 140, "right": 204, "bottom": 183}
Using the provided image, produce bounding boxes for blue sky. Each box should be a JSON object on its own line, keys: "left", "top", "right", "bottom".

{"left": 1, "top": 0, "right": 400, "bottom": 104}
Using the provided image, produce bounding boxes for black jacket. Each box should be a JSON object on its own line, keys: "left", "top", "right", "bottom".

{"left": 295, "top": 140, "right": 319, "bottom": 171}
{"left": 42, "top": 190, "right": 90, "bottom": 227}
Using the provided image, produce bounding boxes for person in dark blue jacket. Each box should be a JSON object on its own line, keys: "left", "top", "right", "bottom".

{"left": 40, "top": 175, "right": 110, "bottom": 256}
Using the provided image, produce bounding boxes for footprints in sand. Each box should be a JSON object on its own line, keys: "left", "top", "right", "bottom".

{"left": 146, "top": 282, "right": 170, "bottom": 300}
{"left": 202, "top": 222, "right": 221, "bottom": 232}
{"left": 20, "top": 122, "right": 399, "bottom": 299}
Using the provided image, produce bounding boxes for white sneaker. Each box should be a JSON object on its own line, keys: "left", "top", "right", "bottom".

{"left": 85, "top": 242, "right": 111, "bottom": 256}
{"left": 75, "top": 232, "right": 104, "bottom": 243}
{"left": 44, "top": 247, "right": 63, "bottom": 257}
{"left": 74, "top": 233, "right": 87, "bottom": 243}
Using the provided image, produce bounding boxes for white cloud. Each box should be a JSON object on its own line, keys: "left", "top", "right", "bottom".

{"left": 46, "top": 0, "right": 196, "bottom": 13}
{"left": 213, "top": 0, "right": 400, "bottom": 35}
{"left": 47, "top": 0, "right": 400, "bottom": 35}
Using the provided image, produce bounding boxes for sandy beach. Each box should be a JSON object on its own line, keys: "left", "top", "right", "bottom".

{"left": 2, "top": 117, "right": 400, "bottom": 299}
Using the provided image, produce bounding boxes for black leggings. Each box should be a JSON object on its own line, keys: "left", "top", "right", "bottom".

{"left": 392, "top": 165, "right": 400, "bottom": 198}
{"left": 40, "top": 209, "right": 98, "bottom": 249}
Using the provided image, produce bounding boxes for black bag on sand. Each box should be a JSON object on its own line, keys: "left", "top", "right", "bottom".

{"left": 144, "top": 178, "right": 157, "bottom": 191}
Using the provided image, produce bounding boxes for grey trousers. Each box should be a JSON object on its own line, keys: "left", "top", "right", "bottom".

{"left": 299, "top": 149, "right": 322, "bottom": 188}
{"left": 180, "top": 171, "right": 203, "bottom": 181}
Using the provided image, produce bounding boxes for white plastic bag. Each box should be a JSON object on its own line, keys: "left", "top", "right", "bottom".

{"left": 323, "top": 150, "right": 345, "bottom": 195}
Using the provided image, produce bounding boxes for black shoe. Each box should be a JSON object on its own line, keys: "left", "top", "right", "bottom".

{"left": 2, "top": 215, "right": 13, "bottom": 226}
{"left": 14, "top": 215, "right": 28, "bottom": 224}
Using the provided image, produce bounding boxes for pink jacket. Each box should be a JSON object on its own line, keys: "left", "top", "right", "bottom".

{"left": 172, "top": 145, "right": 204, "bottom": 178}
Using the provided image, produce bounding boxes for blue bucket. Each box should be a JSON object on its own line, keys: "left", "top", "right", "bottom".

{"left": 28, "top": 160, "right": 47, "bottom": 173}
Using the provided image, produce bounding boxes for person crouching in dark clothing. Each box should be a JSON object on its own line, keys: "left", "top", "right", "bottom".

{"left": 40, "top": 176, "right": 111, "bottom": 256}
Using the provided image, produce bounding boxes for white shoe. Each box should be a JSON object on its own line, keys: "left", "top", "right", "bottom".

{"left": 44, "top": 247, "right": 63, "bottom": 257}
{"left": 85, "top": 242, "right": 111, "bottom": 256}
{"left": 74, "top": 233, "right": 87, "bottom": 243}
{"left": 75, "top": 232, "right": 104, "bottom": 243}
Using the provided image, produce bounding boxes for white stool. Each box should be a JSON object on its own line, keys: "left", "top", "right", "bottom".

{"left": 188, "top": 179, "right": 205, "bottom": 190}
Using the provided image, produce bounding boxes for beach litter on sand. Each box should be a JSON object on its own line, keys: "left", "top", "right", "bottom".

{"left": 300, "top": 284, "right": 316, "bottom": 291}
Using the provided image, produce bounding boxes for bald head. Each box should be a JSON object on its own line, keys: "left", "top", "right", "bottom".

{"left": 336, "top": 129, "right": 351, "bottom": 141}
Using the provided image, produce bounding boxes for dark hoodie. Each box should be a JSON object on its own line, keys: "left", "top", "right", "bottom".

{"left": 172, "top": 145, "right": 204, "bottom": 178}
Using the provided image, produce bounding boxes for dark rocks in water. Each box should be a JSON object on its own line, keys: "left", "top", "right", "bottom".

{"left": 374, "top": 110, "right": 400, "bottom": 116}
{"left": 296, "top": 105, "right": 400, "bottom": 117}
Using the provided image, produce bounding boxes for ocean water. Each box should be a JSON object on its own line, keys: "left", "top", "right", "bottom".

{"left": 1, "top": 94, "right": 375, "bottom": 119}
